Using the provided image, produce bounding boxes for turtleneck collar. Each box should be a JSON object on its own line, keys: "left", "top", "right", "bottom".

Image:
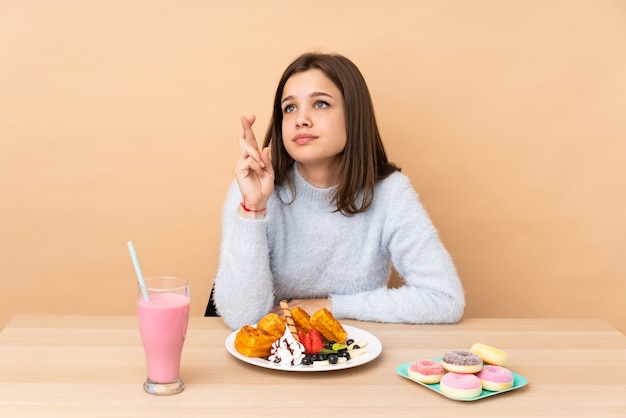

{"left": 287, "top": 163, "right": 337, "bottom": 210}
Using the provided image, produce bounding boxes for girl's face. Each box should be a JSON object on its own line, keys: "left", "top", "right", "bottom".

{"left": 281, "top": 69, "right": 347, "bottom": 170}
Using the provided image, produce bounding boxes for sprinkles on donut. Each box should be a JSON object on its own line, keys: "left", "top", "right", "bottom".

{"left": 476, "top": 365, "right": 514, "bottom": 391}
{"left": 441, "top": 350, "right": 483, "bottom": 374}
{"left": 408, "top": 359, "right": 445, "bottom": 384}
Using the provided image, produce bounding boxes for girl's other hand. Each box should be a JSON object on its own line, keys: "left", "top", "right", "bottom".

{"left": 272, "top": 298, "right": 332, "bottom": 315}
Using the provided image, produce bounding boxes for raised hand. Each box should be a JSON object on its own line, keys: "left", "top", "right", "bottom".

{"left": 234, "top": 115, "right": 274, "bottom": 213}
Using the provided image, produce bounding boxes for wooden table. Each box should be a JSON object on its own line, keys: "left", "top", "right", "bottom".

{"left": 1, "top": 315, "right": 625, "bottom": 417}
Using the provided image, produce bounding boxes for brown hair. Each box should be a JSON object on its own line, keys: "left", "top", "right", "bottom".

{"left": 263, "top": 52, "right": 400, "bottom": 215}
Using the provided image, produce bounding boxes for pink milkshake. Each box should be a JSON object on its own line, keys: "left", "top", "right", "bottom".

{"left": 136, "top": 276, "right": 189, "bottom": 395}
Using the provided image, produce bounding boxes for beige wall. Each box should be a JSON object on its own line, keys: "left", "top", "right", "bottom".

{"left": 1, "top": 1, "right": 625, "bottom": 333}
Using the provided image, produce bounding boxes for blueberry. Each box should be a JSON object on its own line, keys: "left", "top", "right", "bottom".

{"left": 328, "top": 354, "right": 338, "bottom": 364}
{"left": 347, "top": 339, "right": 355, "bottom": 346}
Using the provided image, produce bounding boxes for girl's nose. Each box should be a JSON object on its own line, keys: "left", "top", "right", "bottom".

{"left": 296, "top": 111, "right": 311, "bottom": 128}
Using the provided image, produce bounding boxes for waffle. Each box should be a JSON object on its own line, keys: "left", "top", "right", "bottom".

{"left": 291, "top": 306, "right": 314, "bottom": 334}
{"left": 234, "top": 313, "right": 285, "bottom": 357}
{"left": 310, "top": 308, "right": 347, "bottom": 343}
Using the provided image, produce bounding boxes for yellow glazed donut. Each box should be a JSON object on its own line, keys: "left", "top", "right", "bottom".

{"left": 470, "top": 343, "right": 508, "bottom": 367}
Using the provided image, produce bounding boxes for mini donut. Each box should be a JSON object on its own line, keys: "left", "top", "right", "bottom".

{"left": 470, "top": 343, "right": 508, "bottom": 366}
{"left": 439, "top": 372, "right": 483, "bottom": 400}
{"left": 476, "top": 365, "right": 514, "bottom": 391}
{"left": 407, "top": 359, "right": 445, "bottom": 384}
{"left": 441, "top": 350, "right": 483, "bottom": 373}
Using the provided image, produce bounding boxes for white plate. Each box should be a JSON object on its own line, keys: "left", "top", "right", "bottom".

{"left": 225, "top": 324, "right": 382, "bottom": 372}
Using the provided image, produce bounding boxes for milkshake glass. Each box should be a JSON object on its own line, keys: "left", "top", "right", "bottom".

{"left": 137, "top": 276, "right": 190, "bottom": 395}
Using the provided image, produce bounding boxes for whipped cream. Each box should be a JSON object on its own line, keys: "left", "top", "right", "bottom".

{"left": 268, "top": 327, "right": 306, "bottom": 366}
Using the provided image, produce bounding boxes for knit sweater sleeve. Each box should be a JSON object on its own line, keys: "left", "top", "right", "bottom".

{"left": 331, "top": 174, "right": 465, "bottom": 324}
{"left": 213, "top": 181, "right": 276, "bottom": 329}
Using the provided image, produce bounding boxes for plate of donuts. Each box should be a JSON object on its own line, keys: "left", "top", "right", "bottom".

{"left": 397, "top": 360, "right": 528, "bottom": 401}
{"left": 396, "top": 347, "right": 529, "bottom": 401}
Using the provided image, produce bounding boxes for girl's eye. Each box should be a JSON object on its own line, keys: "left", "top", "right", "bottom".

{"left": 283, "top": 104, "right": 296, "bottom": 113}
{"left": 314, "top": 101, "right": 329, "bottom": 109}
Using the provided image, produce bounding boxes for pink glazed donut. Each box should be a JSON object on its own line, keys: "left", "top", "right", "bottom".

{"left": 439, "top": 372, "right": 483, "bottom": 400}
{"left": 408, "top": 359, "right": 445, "bottom": 384}
{"left": 476, "top": 365, "right": 514, "bottom": 391}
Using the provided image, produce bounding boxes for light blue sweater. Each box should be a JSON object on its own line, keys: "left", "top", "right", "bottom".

{"left": 214, "top": 165, "right": 465, "bottom": 330}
